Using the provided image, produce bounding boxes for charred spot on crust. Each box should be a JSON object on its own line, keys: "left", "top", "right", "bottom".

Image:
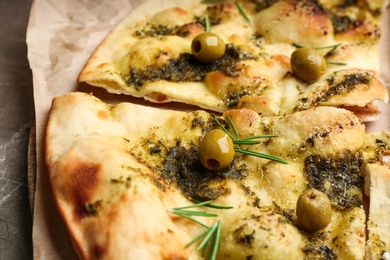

{"left": 304, "top": 151, "right": 363, "bottom": 210}
{"left": 126, "top": 44, "right": 257, "bottom": 90}
{"left": 93, "top": 244, "right": 106, "bottom": 259}
{"left": 66, "top": 161, "right": 101, "bottom": 220}
{"left": 161, "top": 142, "right": 245, "bottom": 201}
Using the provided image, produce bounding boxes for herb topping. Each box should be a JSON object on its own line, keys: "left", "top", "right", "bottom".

{"left": 127, "top": 44, "right": 257, "bottom": 90}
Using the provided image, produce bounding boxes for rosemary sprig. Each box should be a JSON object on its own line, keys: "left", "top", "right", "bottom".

{"left": 235, "top": 1, "right": 253, "bottom": 25}
{"left": 215, "top": 117, "right": 288, "bottom": 164}
{"left": 168, "top": 200, "right": 232, "bottom": 260}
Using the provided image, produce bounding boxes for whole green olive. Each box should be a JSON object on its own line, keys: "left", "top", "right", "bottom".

{"left": 199, "top": 129, "right": 235, "bottom": 170}
{"left": 290, "top": 48, "right": 327, "bottom": 82}
{"left": 296, "top": 189, "right": 332, "bottom": 232}
{"left": 191, "top": 32, "right": 226, "bottom": 63}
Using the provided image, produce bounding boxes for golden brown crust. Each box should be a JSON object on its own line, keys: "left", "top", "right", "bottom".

{"left": 254, "top": 0, "right": 334, "bottom": 46}
{"left": 45, "top": 93, "right": 193, "bottom": 259}
{"left": 236, "top": 95, "right": 278, "bottom": 116}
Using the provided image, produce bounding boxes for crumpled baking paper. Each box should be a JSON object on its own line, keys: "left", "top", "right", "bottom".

{"left": 26, "top": 0, "right": 390, "bottom": 258}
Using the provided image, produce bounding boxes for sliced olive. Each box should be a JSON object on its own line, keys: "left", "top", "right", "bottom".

{"left": 296, "top": 189, "right": 332, "bottom": 232}
{"left": 290, "top": 48, "right": 327, "bottom": 82}
{"left": 191, "top": 32, "right": 226, "bottom": 63}
{"left": 199, "top": 129, "right": 234, "bottom": 170}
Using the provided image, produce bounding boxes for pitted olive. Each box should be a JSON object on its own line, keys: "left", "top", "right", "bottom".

{"left": 191, "top": 32, "right": 226, "bottom": 63}
{"left": 291, "top": 48, "right": 327, "bottom": 82}
{"left": 296, "top": 189, "right": 332, "bottom": 232}
{"left": 199, "top": 129, "right": 235, "bottom": 170}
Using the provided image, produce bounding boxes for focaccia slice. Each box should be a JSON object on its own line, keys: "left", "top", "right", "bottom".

{"left": 46, "top": 92, "right": 370, "bottom": 259}
{"left": 78, "top": 0, "right": 388, "bottom": 121}
{"left": 362, "top": 132, "right": 390, "bottom": 259}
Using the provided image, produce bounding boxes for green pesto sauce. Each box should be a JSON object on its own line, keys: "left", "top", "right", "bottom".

{"left": 134, "top": 23, "right": 190, "bottom": 38}
{"left": 304, "top": 151, "right": 363, "bottom": 210}
{"left": 126, "top": 44, "right": 257, "bottom": 90}
{"left": 161, "top": 141, "right": 246, "bottom": 201}
{"left": 317, "top": 73, "right": 371, "bottom": 103}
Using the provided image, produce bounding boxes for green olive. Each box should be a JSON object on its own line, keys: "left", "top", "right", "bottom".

{"left": 290, "top": 48, "right": 327, "bottom": 82}
{"left": 191, "top": 32, "right": 226, "bottom": 63}
{"left": 199, "top": 129, "right": 235, "bottom": 170}
{"left": 296, "top": 189, "right": 332, "bottom": 232}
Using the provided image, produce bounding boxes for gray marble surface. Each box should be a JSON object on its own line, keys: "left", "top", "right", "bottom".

{"left": 0, "top": 0, "right": 34, "bottom": 259}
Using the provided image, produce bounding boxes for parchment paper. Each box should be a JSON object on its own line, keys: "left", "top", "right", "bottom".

{"left": 26, "top": 0, "right": 390, "bottom": 259}
{"left": 27, "top": 1, "right": 143, "bottom": 258}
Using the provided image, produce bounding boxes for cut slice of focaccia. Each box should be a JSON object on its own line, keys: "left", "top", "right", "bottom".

{"left": 363, "top": 132, "right": 390, "bottom": 259}
{"left": 46, "top": 92, "right": 371, "bottom": 259}
{"left": 78, "top": 0, "right": 388, "bottom": 121}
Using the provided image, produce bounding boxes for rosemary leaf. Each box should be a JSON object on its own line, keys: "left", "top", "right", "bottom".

{"left": 243, "top": 134, "right": 279, "bottom": 140}
{"left": 172, "top": 209, "right": 218, "bottom": 217}
{"left": 233, "top": 139, "right": 261, "bottom": 145}
{"left": 177, "top": 213, "right": 209, "bottom": 228}
{"left": 185, "top": 227, "right": 211, "bottom": 248}
{"left": 210, "top": 220, "right": 222, "bottom": 260}
{"left": 215, "top": 118, "right": 236, "bottom": 141}
{"left": 197, "top": 222, "right": 218, "bottom": 251}
{"left": 201, "top": 236, "right": 210, "bottom": 257}
{"left": 292, "top": 42, "right": 342, "bottom": 50}
{"left": 226, "top": 116, "right": 239, "bottom": 139}
{"left": 235, "top": 1, "right": 252, "bottom": 25}
{"left": 326, "top": 61, "right": 347, "bottom": 66}
{"left": 205, "top": 15, "right": 210, "bottom": 32}
{"left": 173, "top": 200, "right": 214, "bottom": 210}
{"left": 235, "top": 147, "right": 288, "bottom": 164}
{"left": 191, "top": 199, "right": 234, "bottom": 209}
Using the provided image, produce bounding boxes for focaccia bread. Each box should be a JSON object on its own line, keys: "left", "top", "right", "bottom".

{"left": 46, "top": 92, "right": 380, "bottom": 259}
{"left": 78, "top": 0, "right": 388, "bottom": 121}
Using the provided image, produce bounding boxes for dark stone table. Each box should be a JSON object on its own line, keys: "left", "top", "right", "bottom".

{"left": 0, "top": 0, "right": 34, "bottom": 259}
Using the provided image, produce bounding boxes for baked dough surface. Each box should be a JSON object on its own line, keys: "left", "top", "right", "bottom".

{"left": 78, "top": 0, "right": 388, "bottom": 121}
{"left": 46, "top": 92, "right": 373, "bottom": 259}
